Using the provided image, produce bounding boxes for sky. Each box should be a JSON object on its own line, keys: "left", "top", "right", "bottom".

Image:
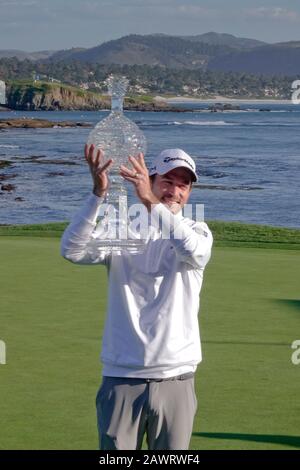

{"left": 1, "top": 0, "right": 300, "bottom": 51}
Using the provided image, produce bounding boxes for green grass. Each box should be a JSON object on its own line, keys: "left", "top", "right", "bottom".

{"left": 126, "top": 94, "right": 155, "bottom": 103}
{"left": 0, "top": 235, "right": 299, "bottom": 450}
{"left": 1, "top": 220, "right": 300, "bottom": 250}
{"left": 7, "top": 79, "right": 109, "bottom": 100}
{"left": 207, "top": 220, "right": 300, "bottom": 249}
{"left": 0, "top": 222, "right": 69, "bottom": 238}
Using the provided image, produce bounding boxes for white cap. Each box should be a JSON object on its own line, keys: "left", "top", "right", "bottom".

{"left": 149, "top": 148, "right": 198, "bottom": 182}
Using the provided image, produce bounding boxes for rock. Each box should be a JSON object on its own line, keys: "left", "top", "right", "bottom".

{"left": 223, "top": 103, "right": 240, "bottom": 110}
{"left": 208, "top": 103, "right": 240, "bottom": 112}
{"left": 14, "top": 197, "right": 24, "bottom": 202}
{"left": 0, "top": 160, "right": 12, "bottom": 169}
{"left": 123, "top": 102, "right": 186, "bottom": 112}
{"left": 47, "top": 171, "right": 65, "bottom": 176}
{"left": 209, "top": 103, "right": 223, "bottom": 112}
{"left": 0, "top": 118, "right": 92, "bottom": 129}
{"left": 75, "top": 121, "right": 93, "bottom": 126}
{"left": 0, "top": 173, "right": 17, "bottom": 181}
{"left": 1, "top": 183, "right": 15, "bottom": 191}
{"left": 33, "top": 159, "right": 77, "bottom": 165}
{"left": 27, "top": 155, "right": 48, "bottom": 160}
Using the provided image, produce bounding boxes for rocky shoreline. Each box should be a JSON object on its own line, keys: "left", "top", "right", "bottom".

{"left": 2, "top": 104, "right": 276, "bottom": 118}
{"left": 0, "top": 118, "right": 92, "bottom": 129}
{"left": 0, "top": 152, "right": 80, "bottom": 198}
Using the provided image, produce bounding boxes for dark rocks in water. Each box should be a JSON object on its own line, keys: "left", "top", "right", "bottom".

{"left": 0, "top": 118, "right": 92, "bottom": 129}
{"left": 27, "top": 155, "right": 48, "bottom": 160}
{"left": 0, "top": 160, "right": 13, "bottom": 169}
{"left": 75, "top": 122, "right": 90, "bottom": 126}
{"left": 126, "top": 103, "right": 188, "bottom": 112}
{"left": 223, "top": 103, "right": 240, "bottom": 111}
{"left": 0, "top": 173, "right": 17, "bottom": 181}
{"left": 33, "top": 159, "right": 77, "bottom": 165}
{"left": 1, "top": 155, "right": 78, "bottom": 165}
{"left": 1, "top": 183, "right": 15, "bottom": 191}
{"left": 209, "top": 103, "right": 240, "bottom": 112}
{"left": 209, "top": 104, "right": 221, "bottom": 112}
{"left": 14, "top": 197, "right": 24, "bottom": 202}
{"left": 259, "top": 108, "right": 271, "bottom": 112}
{"left": 47, "top": 171, "right": 65, "bottom": 176}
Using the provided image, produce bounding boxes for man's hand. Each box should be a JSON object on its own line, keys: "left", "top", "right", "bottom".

{"left": 84, "top": 144, "right": 113, "bottom": 198}
{"left": 120, "top": 153, "right": 159, "bottom": 211}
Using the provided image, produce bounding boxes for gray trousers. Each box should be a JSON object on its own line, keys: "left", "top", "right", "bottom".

{"left": 96, "top": 375, "right": 197, "bottom": 450}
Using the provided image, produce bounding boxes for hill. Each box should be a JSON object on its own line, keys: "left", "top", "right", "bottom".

{"left": 1, "top": 33, "right": 300, "bottom": 75}
{"left": 48, "top": 34, "right": 233, "bottom": 69}
{"left": 0, "top": 50, "right": 55, "bottom": 61}
{"left": 208, "top": 41, "right": 300, "bottom": 76}
{"left": 44, "top": 34, "right": 300, "bottom": 75}
{"left": 181, "top": 32, "right": 266, "bottom": 49}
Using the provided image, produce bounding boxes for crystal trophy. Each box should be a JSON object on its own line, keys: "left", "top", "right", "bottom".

{"left": 87, "top": 75, "right": 147, "bottom": 253}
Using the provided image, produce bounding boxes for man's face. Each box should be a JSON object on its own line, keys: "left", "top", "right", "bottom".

{"left": 151, "top": 167, "right": 193, "bottom": 214}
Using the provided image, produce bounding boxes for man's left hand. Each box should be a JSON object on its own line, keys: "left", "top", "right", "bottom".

{"left": 120, "top": 153, "right": 159, "bottom": 211}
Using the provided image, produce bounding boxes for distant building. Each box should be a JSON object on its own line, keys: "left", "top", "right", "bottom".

{"left": 79, "top": 83, "right": 89, "bottom": 90}
{"left": 49, "top": 77, "right": 61, "bottom": 83}
{"left": 0, "top": 80, "right": 6, "bottom": 104}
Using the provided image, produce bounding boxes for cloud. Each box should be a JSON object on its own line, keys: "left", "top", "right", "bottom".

{"left": 177, "top": 5, "right": 218, "bottom": 17}
{"left": 0, "top": 0, "right": 38, "bottom": 6}
{"left": 0, "top": 0, "right": 219, "bottom": 23}
{"left": 1, "top": 1, "right": 300, "bottom": 50}
{"left": 245, "top": 7, "right": 300, "bottom": 22}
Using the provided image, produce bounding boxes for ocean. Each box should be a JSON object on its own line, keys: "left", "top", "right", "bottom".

{"left": 0, "top": 102, "right": 299, "bottom": 228}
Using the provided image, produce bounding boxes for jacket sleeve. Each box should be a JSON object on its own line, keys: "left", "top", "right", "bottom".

{"left": 150, "top": 203, "right": 213, "bottom": 270}
{"left": 60, "top": 193, "right": 110, "bottom": 265}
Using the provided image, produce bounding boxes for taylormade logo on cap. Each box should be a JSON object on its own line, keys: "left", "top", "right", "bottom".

{"left": 163, "top": 156, "right": 195, "bottom": 170}
{"left": 149, "top": 149, "right": 198, "bottom": 182}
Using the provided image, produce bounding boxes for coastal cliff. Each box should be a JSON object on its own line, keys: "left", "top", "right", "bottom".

{"left": 5, "top": 81, "right": 175, "bottom": 111}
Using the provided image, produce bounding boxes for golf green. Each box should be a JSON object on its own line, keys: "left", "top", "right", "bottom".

{"left": 0, "top": 236, "right": 299, "bottom": 450}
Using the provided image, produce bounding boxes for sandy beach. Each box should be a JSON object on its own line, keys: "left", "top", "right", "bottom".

{"left": 161, "top": 95, "right": 293, "bottom": 105}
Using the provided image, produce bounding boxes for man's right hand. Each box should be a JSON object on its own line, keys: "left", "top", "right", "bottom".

{"left": 84, "top": 144, "right": 113, "bottom": 198}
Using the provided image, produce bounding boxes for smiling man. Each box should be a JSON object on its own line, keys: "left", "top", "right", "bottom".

{"left": 61, "top": 146, "right": 213, "bottom": 450}
{"left": 147, "top": 148, "right": 196, "bottom": 214}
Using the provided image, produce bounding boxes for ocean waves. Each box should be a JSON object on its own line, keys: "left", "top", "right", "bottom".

{"left": 138, "top": 119, "right": 236, "bottom": 127}
{"left": 0, "top": 144, "right": 20, "bottom": 149}
{"left": 138, "top": 119, "right": 300, "bottom": 128}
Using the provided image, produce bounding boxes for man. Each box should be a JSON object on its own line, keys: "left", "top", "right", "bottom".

{"left": 61, "top": 145, "right": 213, "bottom": 450}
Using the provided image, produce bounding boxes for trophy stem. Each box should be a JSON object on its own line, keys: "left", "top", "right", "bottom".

{"left": 111, "top": 96, "right": 124, "bottom": 112}
{"left": 94, "top": 174, "right": 146, "bottom": 253}
{"left": 106, "top": 173, "right": 127, "bottom": 202}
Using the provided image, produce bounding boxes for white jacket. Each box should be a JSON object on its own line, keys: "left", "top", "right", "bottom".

{"left": 61, "top": 194, "right": 213, "bottom": 378}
